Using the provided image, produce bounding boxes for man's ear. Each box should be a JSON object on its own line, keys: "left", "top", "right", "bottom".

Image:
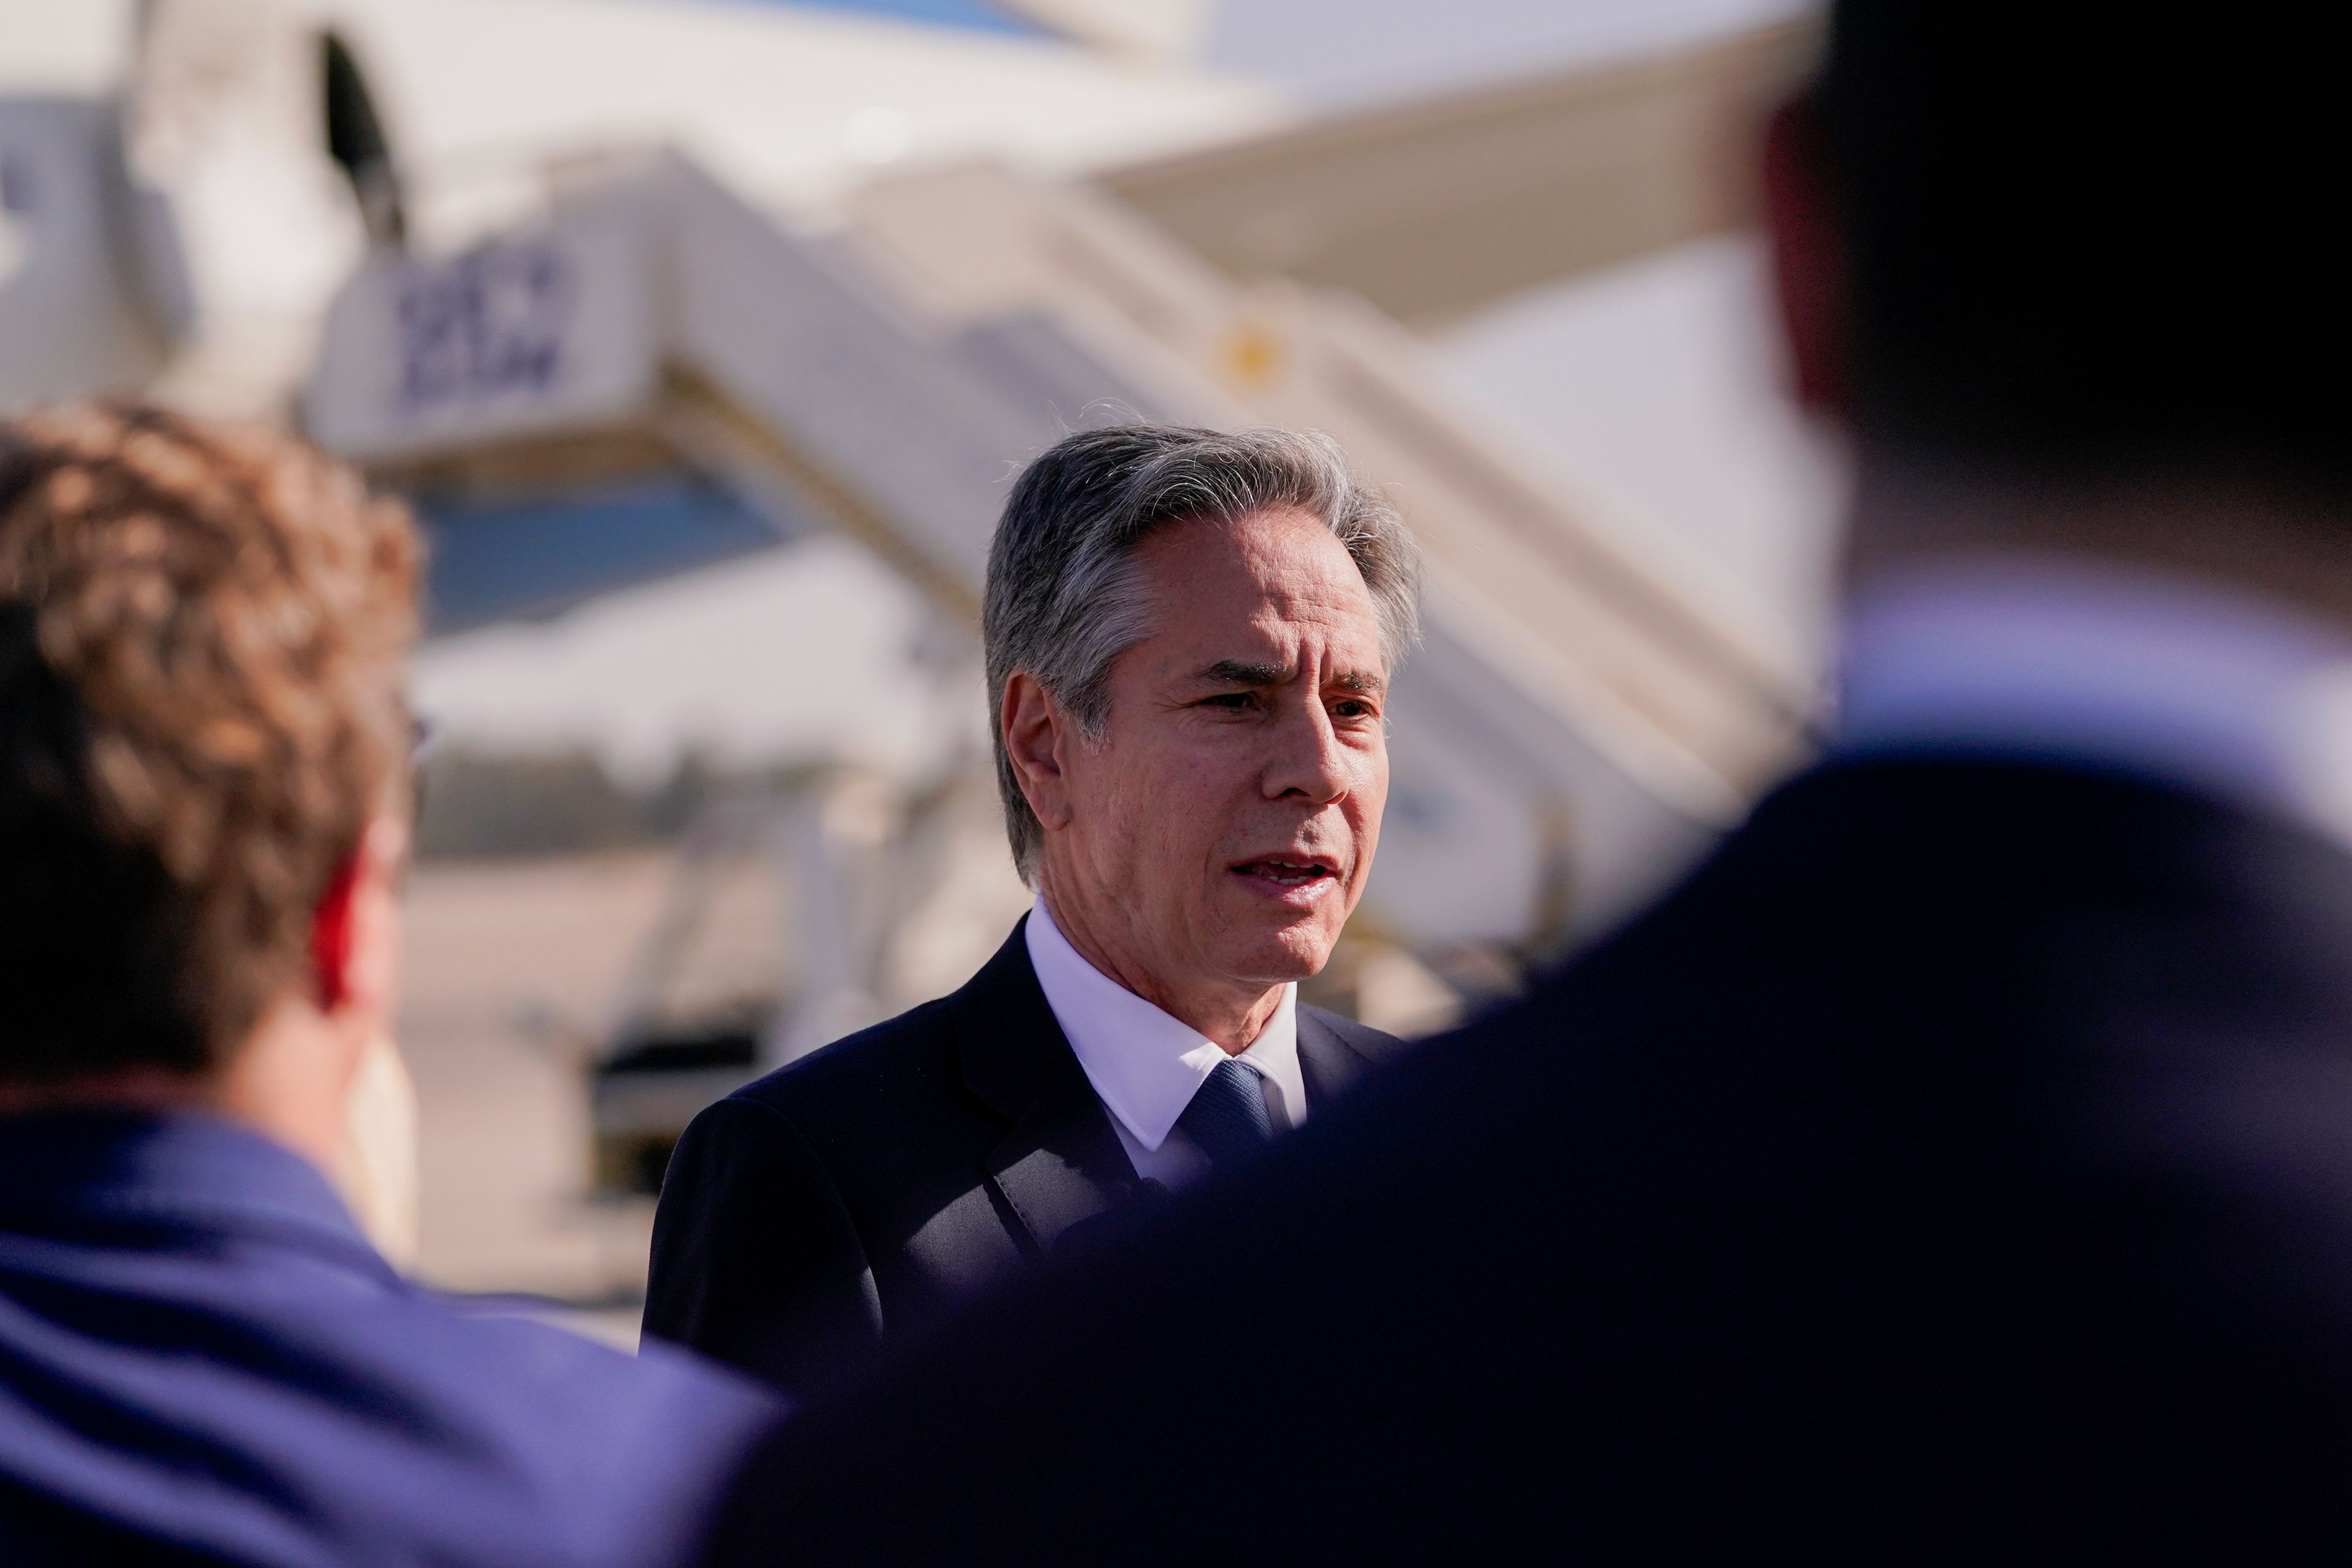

{"left": 310, "top": 818, "right": 406, "bottom": 1017}
{"left": 311, "top": 856, "right": 364, "bottom": 1013}
{"left": 1001, "top": 671, "right": 1076, "bottom": 835}
{"left": 1762, "top": 93, "right": 1855, "bottom": 418}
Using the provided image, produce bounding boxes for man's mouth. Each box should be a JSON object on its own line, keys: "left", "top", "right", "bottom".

{"left": 1230, "top": 856, "right": 1341, "bottom": 890}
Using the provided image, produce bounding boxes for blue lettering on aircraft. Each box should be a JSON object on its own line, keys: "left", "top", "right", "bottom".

{"left": 396, "top": 241, "right": 575, "bottom": 416}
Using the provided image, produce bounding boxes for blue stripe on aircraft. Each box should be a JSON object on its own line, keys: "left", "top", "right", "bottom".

{"left": 720, "top": 0, "right": 1043, "bottom": 37}
{"left": 419, "top": 478, "right": 796, "bottom": 636}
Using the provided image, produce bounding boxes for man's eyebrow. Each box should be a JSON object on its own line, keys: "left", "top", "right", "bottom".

{"left": 1189, "top": 659, "right": 1387, "bottom": 694}
{"left": 1195, "top": 658, "right": 1286, "bottom": 686}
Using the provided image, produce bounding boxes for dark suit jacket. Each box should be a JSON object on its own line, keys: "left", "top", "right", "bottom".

{"left": 643, "top": 917, "right": 1400, "bottom": 1395}
{"left": 706, "top": 759, "right": 2352, "bottom": 1562}
{"left": 0, "top": 1109, "right": 780, "bottom": 1568}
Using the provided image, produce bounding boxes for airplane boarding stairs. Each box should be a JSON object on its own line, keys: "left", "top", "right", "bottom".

{"left": 303, "top": 149, "right": 1817, "bottom": 1180}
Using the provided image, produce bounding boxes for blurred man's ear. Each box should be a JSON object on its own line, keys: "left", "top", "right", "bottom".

{"left": 1001, "top": 671, "right": 1076, "bottom": 835}
{"left": 1763, "top": 94, "right": 1854, "bottom": 419}
{"left": 310, "top": 817, "right": 407, "bottom": 1025}
{"left": 209, "top": 816, "right": 410, "bottom": 1178}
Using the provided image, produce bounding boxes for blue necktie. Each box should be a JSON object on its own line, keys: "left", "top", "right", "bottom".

{"left": 1175, "top": 1058, "right": 1275, "bottom": 1169}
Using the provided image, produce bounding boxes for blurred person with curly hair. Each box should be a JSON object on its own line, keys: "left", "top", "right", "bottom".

{"left": 0, "top": 404, "right": 782, "bottom": 1567}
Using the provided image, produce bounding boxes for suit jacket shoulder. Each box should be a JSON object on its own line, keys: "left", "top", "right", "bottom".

{"left": 726, "top": 995, "right": 986, "bottom": 1182}
{"left": 646, "top": 920, "right": 1136, "bottom": 1393}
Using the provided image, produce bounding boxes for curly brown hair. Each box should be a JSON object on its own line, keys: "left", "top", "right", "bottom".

{"left": 1, "top": 402, "right": 420, "bottom": 1083}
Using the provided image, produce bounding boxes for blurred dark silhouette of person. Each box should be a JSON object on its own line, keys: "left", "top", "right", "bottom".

{"left": 646, "top": 428, "right": 1412, "bottom": 1397}
{"left": 0, "top": 404, "right": 782, "bottom": 1566}
{"left": 696, "top": 3, "right": 2352, "bottom": 1560}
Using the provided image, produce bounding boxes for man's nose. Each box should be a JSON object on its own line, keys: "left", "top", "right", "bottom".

{"left": 1262, "top": 698, "right": 1350, "bottom": 804}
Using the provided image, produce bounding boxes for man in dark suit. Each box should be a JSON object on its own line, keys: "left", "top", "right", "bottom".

{"left": 646, "top": 427, "right": 1416, "bottom": 1395}
{"left": 1, "top": 404, "right": 782, "bottom": 1566}
{"left": 699, "top": 2, "right": 2352, "bottom": 1558}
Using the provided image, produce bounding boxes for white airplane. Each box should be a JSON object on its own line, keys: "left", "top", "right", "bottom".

{"left": 1, "top": 0, "right": 1294, "bottom": 410}
{"left": 4, "top": 0, "right": 1831, "bottom": 1189}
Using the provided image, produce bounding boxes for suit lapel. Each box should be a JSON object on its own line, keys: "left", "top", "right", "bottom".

{"left": 953, "top": 918, "right": 1138, "bottom": 1261}
{"left": 1297, "top": 1007, "right": 1387, "bottom": 1110}
{"left": 984, "top": 1100, "right": 1137, "bottom": 1263}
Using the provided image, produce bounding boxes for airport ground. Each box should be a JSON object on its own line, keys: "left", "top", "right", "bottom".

{"left": 399, "top": 851, "right": 675, "bottom": 1349}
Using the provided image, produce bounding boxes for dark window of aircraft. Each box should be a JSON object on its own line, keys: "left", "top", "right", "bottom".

{"left": 322, "top": 32, "right": 406, "bottom": 248}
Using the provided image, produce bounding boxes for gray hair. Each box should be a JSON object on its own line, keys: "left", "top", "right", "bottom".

{"left": 984, "top": 424, "right": 1421, "bottom": 883}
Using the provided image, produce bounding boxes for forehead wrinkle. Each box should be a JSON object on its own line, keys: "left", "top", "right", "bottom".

{"left": 1154, "top": 507, "right": 1368, "bottom": 605}
{"left": 1139, "top": 513, "right": 1389, "bottom": 688}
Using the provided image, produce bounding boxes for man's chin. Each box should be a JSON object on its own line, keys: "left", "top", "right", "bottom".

{"left": 1215, "top": 913, "right": 1343, "bottom": 988}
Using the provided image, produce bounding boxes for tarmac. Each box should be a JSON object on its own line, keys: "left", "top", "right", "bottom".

{"left": 398, "top": 850, "right": 676, "bottom": 1349}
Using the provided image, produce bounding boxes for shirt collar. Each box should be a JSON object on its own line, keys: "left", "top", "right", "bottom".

{"left": 0, "top": 1107, "right": 385, "bottom": 1273}
{"left": 1835, "top": 556, "right": 2352, "bottom": 850}
{"left": 1024, "top": 899, "right": 1305, "bottom": 1153}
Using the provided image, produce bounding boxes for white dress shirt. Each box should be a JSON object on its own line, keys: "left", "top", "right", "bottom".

{"left": 1835, "top": 556, "right": 2352, "bottom": 853}
{"left": 1024, "top": 898, "right": 1306, "bottom": 1189}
